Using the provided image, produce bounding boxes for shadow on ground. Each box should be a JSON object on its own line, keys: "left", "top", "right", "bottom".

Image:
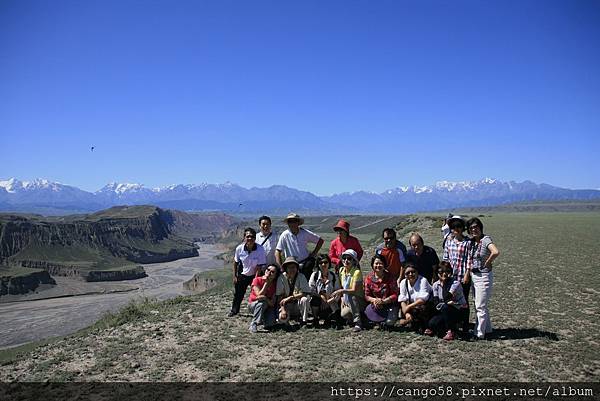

{"left": 490, "top": 328, "right": 559, "bottom": 341}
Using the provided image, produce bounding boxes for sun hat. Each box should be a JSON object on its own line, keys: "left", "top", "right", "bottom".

{"left": 341, "top": 249, "right": 358, "bottom": 262}
{"left": 447, "top": 215, "right": 465, "bottom": 226}
{"left": 333, "top": 219, "right": 350, "bottom": 233}
{"left": 281, "top": 256, "right": 300, "bottom": 271}
{"left": 365, "top": 304, "right": 388, "bottom": 323}
{"left": 283, "top": 212, "right": 304, "bottom": 225}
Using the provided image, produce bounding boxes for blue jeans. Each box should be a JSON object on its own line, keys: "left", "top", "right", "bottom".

{"left": 340, "top": 295, "right": 366, "bottom": 326}
{"left": 248, "top": 300, "right": 276, "bottom": 327}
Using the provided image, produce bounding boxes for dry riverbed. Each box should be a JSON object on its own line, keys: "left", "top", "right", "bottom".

{"left": 0, "top": 244, "right": 226, "bottom": 349}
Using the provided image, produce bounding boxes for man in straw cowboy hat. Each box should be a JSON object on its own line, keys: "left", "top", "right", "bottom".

{"left": 275, "top": 212, "right": 323, "bottom": 279}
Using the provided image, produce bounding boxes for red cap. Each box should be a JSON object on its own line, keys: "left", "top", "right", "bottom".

{"left": 333, "top": 219, "right": 350, "bottom": 234}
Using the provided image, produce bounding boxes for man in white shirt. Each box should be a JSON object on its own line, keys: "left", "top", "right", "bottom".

{"left": 256, "top": 215, "right": 278, "bottom": 267}
{"left": 275, "top": 213, "right": 324, "bottom": 279}
{"left": 228, "top": 227, "right": 266, "bottom": 317}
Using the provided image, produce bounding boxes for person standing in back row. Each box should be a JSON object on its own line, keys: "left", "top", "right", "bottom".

{"left": 376, "top": 228, "right": 408, "bottom": 281}
{"left": 406, "top": 233, "right": 440, "bottom": 284}
{"left": 275, "top": 213, "right": 324, "bottom": 279}
{"left": 256, "top": 215, "right": 278, "bottom": 267}
{"left": 228, "top": 228, "right": 266, "bottom": 317}
{"left": 328, "top": 219, "right": 363, "bottom": 272}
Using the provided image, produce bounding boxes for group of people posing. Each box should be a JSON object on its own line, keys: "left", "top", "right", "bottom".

{"left": 228, "top": 212, "right": 499, "bottom": 341}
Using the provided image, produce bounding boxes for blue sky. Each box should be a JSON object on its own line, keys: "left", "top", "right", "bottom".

{"left": 1, "top": 0, "right": 599, "bottom": 195}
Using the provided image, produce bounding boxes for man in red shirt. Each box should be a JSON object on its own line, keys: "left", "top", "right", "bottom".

{"left": 328, "top": 219, "right": 364, "bottom": 271}
{"left": 248, "top": 264, "right": 278, "bottom": 333}
{"left": 375, "top": 228, "right": 407, "bottom": 280}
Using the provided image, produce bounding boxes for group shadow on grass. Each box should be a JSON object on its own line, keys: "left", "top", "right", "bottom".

{"left": 236, "top": 311, "right": 559, "bottom": 341}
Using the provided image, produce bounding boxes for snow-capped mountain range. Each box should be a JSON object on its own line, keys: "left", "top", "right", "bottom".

{"left": 1, "top": 177, "right": 599, "bottom": 214}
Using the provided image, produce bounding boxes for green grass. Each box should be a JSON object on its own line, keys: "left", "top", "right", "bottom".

{"left": 1, "top": 212, "right": 599, "bottom": 382}
{"left": 0, "top": 265, "right": 45, "bottom": 278}
{"left": 445, "top": 199, "right": 600, "bottom": 214}
{"left": 88, "top": 297, "right": 193, "bottom": 331}
{"left": 9, "top": 244, "right": 140, "bottom": 271}
{"left": 83, "top": 205, "right": 162, "bottom": 221}
{"left": 0, "top": 337, "right": 61, "bottom": 366}
{"left": 123, "top": 236, "right": 192, "bottom": 253}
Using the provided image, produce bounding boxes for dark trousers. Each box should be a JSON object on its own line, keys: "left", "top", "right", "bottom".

{"left": 299, "top": 257, "right": 316, "bottom": 280}
{"left": 401, "top": 303, "right": 433, "bottom": 331}
{"left": 310, "top": 296, "right": 342, "bottom": 324}
{"left": 310, "top": 296, "right": 333, "bottom": 317}
{"left": 231, "top": 274, "right": 254, "bottom": 314}
{"left": 428, "top": 306, "right": 463, "bottom": 336}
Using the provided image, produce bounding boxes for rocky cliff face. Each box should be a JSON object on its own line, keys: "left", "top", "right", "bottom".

{"left": 86, "top": 266, "right": 147, "bottom": 282}
{"left": 165, "top": 210, "right": 237, "bottom": 242}
{"left": 0, "top": 206, "right": 198, "bottom": 277}
{"left": 16, "top": 260, "right": 148, "bottom": 281}
{"left": 182, "top": 273, "right": 217, "bottom": 293}
{"left": 0, "top": 270, "right": 56, "bottom": 296}
{"left": 19, "top": 260, "right": 83, "bottom": 278}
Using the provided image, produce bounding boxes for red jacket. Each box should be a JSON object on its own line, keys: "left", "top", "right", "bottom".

{"left": 329, "top": 235, "right": 364, "bottom": 266}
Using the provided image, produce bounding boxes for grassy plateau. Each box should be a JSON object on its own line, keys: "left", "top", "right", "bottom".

{"left": 1, "top": 212, "right": 599, "bottom": 382}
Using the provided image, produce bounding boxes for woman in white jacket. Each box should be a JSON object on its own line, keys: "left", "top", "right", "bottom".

{"left": 398, "top": 262, "right": 433, "bottom": 332}
{"left": 308, "top": 254, "right": 341, "bottom": 328}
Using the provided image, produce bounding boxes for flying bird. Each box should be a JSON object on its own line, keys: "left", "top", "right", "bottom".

{"left": 91, "top": 146, "right": 95, "bottom": 152}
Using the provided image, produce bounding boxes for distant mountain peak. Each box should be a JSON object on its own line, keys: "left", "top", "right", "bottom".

{"left": 413, "top": 185, "right": 432, "bottom": 194}
{"left": 434, "top": 178, "right": 499, "bottom": 191}
{"left": 218, "top": 181, "right": 239, "bottom": 189}
{"left": 97, "top": 182, "right": 146, "bottom": 194}
{"left": 164, "top": 183, "right": 195, "bottom": 191}
{"left": 0, "top": 178, "right": 21, "bottom": 193}
{"left": 0, "top": 178, "right": 66, "bottom": 192}
{"left": 2, "top": 177, "right": 599, "bottom": 215}
{"left": 115, "top": 183, "right": 145, "bottom": 193}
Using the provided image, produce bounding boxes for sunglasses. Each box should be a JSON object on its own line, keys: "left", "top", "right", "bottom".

{"left": 342, "top": 255, "right": 354, "bottom": 261}
{"left": 438, "top": 270, "right": 452, "bottom": 276}
{"left": 405, "top": 270, "right": 416, "bottom": 275}
{"left": 245, "top": 235, "right": 256, "bottom": 239}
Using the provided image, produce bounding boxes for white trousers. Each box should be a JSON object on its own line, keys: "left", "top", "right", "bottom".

{"left": 471, "top": 271, "right": 493, "bottom": 338}
{"left": 279, "top": 296, "right": 310, "bottom": 323}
